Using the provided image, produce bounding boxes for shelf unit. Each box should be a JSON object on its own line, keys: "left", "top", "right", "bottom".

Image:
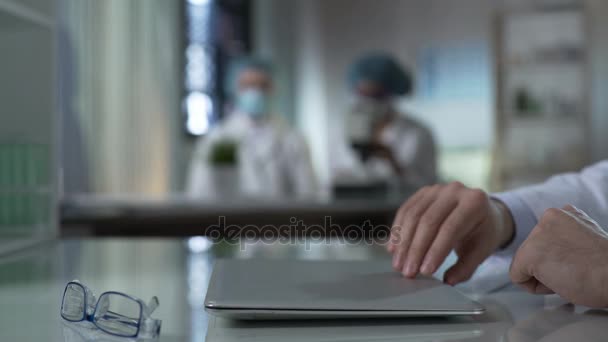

{"left": 492, "top": 6, "right": 590, "bottom": 191}
{"left": 0, "top": 0, "right": 57, "bottom": 255}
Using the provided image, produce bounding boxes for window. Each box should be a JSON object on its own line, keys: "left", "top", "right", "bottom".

{"left": 182, "top": 0, "right": 251, "bottom": 136}
{"left": 183, "top": 0, "right": 216, "bottom": 136}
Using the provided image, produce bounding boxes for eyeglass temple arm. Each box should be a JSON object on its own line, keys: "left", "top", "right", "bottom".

{"left": 147, "top": 296, "right": 159, "bottom": 314}
{"left": 141, "top": 298, "right": 162, "bottom": 339}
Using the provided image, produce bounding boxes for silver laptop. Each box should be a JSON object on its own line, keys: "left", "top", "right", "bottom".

{"left": 204, "top": 259, "right": 484, "bottom": 320}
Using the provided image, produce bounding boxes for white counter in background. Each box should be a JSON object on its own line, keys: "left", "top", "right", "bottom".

{"left": 61, "top": 193, "right": 410, "bottom": 237}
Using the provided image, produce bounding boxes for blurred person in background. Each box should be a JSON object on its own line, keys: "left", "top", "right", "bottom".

{"left": 332, "top": 53, "right": 437, "bottom": 189}
{"left": 187, "top": 57, "right": 317, "bottom": 199}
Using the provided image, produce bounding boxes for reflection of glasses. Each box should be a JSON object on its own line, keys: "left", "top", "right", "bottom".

{"left": 60, "top": 280, "right": 161, "bottom": 339}
{"left": 61, "top": 320, "right": 142, "bottom": 342}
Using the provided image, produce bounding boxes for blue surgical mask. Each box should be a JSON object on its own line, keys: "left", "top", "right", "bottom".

{"left": 236, "top": 89, "right": 271, "bottom": 118}
{"left": 353, "top": 97, "right": 391, "bottom": 121}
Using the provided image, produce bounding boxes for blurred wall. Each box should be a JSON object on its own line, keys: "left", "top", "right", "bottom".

{"left": 60, "top": 0, "right": 182, "bottom": 195}
{"left": 587, "top": 0, "right": 608, "bottom": 161}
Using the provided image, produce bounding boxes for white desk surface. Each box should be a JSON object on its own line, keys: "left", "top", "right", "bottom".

{"left": 1, "top": 238, "right": 606, "bottom": 341}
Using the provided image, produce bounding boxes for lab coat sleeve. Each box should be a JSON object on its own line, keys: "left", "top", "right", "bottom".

{"left": 330, "top": 140, "right": 368, "bottom": 181}
{"left": 493, "top": 160, "right": 608, "bottom": 256}
{"left": 491, "top": 192, "right": 538, "bottom": 257}
{"left": 283, "top": 134, "right": 318, "bottom": 198}
{"left": 394, "top": 127, "right": 438, "bottom": 187}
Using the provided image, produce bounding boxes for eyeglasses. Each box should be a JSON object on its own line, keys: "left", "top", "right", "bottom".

{"left": 60, "top": 280, "right": 162, "bottom": 339}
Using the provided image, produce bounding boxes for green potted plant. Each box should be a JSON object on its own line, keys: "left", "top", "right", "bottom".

{"left": 208, "top": 140, "right": 240, "bottom": 198}
{"left": 209, "top": 140, "right": 238, "bottom": 166}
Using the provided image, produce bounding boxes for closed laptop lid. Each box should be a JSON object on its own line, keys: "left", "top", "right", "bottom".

{"left": 205, "top": 259, "right": 483, "bottom": 313}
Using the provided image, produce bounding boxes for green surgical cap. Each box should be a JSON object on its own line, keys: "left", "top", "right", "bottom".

{"left": 348, "top": 53, "right": 412, "bottom": 96}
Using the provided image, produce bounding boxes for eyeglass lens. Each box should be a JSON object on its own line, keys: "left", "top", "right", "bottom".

{"left": 94, "top": 293, "right": 142, "bottom": 337}
{"left": 61, "top": 283, "right": 86, "bottom": 321}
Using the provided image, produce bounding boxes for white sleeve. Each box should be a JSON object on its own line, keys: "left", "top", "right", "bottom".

{"left": 494, "top": 160, "right": 608, "bottom": 255}
{"left": 464, "top": 161, "right": 608, "bottom": 292}
{"left": 284, "top": 134, "right": 318, "bottom": 198}
{"left": 329, "top": 138, "right": 368, "bottom": 181}
{"left": 394, "top": 127, "right": 438, "bottom": 187}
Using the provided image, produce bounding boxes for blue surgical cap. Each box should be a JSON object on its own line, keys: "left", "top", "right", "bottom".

{"left": 348, "top": 53, "right": 412, "bottom": 97}
{"left": 224, "top": 56, "right": 274, "bottom": 98}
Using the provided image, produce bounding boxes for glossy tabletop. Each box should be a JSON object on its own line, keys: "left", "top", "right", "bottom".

{"left": 0, "top": 238, "right": 606, "bottom": 341}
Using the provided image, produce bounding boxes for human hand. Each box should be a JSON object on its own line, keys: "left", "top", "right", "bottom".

{"left": 370, "top": 143, "right": 392, "bottom": 160}
{"left": 388, "top": 182, "right": 515, "bottom": 284}
{"left": 509, "top": 205, "right": 608, "bottom": 308}
{"left": 370, "top": 143, "right": 403, "bottom": 175}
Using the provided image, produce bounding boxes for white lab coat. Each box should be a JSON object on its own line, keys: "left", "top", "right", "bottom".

{"left": 332, "top": 115, "right": 437, "bottom": 187}
{"left": 496, "top": 160, "right": 608, "bottom": 256}
{"left": 186, "top": 113, "right": 318, "bottom": 199}
{"left": 469, "top": 161, "right": 608, "bottom": 292}
{"left": 466, "top": 161, "right": 608, "bottom": 292}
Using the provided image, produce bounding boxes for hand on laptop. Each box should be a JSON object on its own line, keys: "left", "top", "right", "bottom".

{"left": 388, "top": 182, "right": 515, "bottom": 285}
{"left": 510, "top": 205, "right": 608, "bottom": 308}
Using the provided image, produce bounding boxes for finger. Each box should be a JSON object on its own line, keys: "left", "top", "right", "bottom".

{"left": 391, "top": 189, "right": 427, "bottom": 233}
{"left": 389, "top": 191, "right": 425, "bottom": 254}
{"left": 389, "top": 189, "right": 427, "bottom": 252}
{"left": 387, "top": 238, "right": 396, "bottom": 253}
{"left": 403, "top": 196, "right": 458, "bottom": 277}
{"left": 420, "top": 201, "right": 483, "bottom": 276}
{"left": 392, "top": 187, "right": 438, "bottom": 272}
{"left": 443, "top": 246, "right": 487, "bottom": 285}
{"left": 514, "top": 278, "right": 536, "bottom": 293}
{"left": 389, "top": 195, "right": 418, "bottom": 253}
{"left": 515, "top": 278, "right": 554, "bottom": 295}
{"left": 509, "top": 239, "right": 539, "bottom": 287}
{"left": 535, "top": 282, "right": 554, "bottom": 294}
